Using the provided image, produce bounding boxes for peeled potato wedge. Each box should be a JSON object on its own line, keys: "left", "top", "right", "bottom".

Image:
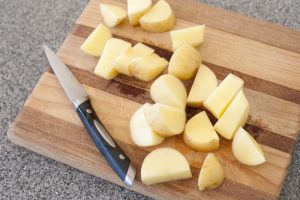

{"left": 170, "top": 25, "right": 205, "bottom": 51}
{"left": 130, "top": 53, "right": 168, "bottom": 81}
{"left": 187, "top": 65, "right": 217, "bottom": 107}
{"left": 168, "top": 44, "right": 202, "bottom": 80}
{"left": 139, "top": 0, "right": 175, "bottom": 32}
{"left": 100, "top": 3, "right": 127, "bottom": 27}
{"left": 214, "top": 90, "right": 250, "bottom": 140}
{"left": 141, "top": 148, "right": 192, "bottom": 185}
{"left": 144, "top": 103, "right": 186, "bottom": 137}
{"left": 94, "top": 38, "right": 131, "bottom": 80}
{"left": 184, "top": 111, "right": 219, "bottom": 152}
{"left": 80, "top": 24, "right": 112, "bottom": 57}
{"left": 130, "top": 103, "right": 165, "bottom": 147}
{"left": 150, "top": 74, "right": 187, "bottom": 109}
{"left": 232, "top": 127, "right": 266, "bottom": 166}
{"left": 198, "top": 153, "right": 225, "bottom": 191}
{"left": 113, "top": 43, "right": 154, "bottom": 76}
{"left": 127, "top": 0, "right": 152, "bottom": 26}
{"left": 204, "top": 73, "right": 244, "bottom": 119}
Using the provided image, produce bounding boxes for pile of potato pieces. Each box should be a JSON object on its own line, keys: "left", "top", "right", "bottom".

{"left": 80, "top": 0, "right": 266, "bottom": 192}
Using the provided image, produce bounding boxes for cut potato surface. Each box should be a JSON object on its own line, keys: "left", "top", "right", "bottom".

{"left": 214, "top": 90, "right": 250, "bottom": 140}
{"left": 130, "top": 53, "right": 168, "bottom": 81}
{"left": 204, "top": 73, "right": 244, "bottom": 119}
{"left": 144, "top": 103, "right": 186, "bottom": 137}
{"left": 150, "top": 74, "right": 187, "bottom": 109}
{"left": 127, "top": 0, "right": 152, "bottom": 26}
{"left": 168, "top": 44, "right": 202, "bottom": 80}
{"left": 170, "top": 25, "right": 205, "bottom": 51}
{"left": 113, "top": 43, "right": 154, "bottom": 76}
{"left": 139, "top": 0, "right": 175, "bottom": 32}
{"left": 141, "top": 148, "right": 192, "bottom": 185}
{"left": 198, "top": 153, "right": 225, "bottom": 191}
{"left": 94, "top": 38, "right": 131, "bottom": 80}
{"left": 130, "top": 103, "right": 165, "bottom": 147}
{"left": 184, "top": 111, "right": 219, "bottom": 152}
{"left": 100, "top": 3, "right": 127, "bottom": 27}
{"left": 80, "top": 24, "right": 112, "bottom": 57}
{"left": 232, "top": 128, "right": 266, "bottom": 166}
{"left": 187, "top": 65, "right": 217, "bottom": 107}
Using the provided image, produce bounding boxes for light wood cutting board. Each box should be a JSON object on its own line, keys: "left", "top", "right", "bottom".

{"left": 8, "top": 0, "right": 300, "bottom": 199}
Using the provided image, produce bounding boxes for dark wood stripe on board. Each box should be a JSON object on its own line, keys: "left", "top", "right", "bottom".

{"left": 47, "top": 67, "right": 295, "bottom": 154}
{"left": 71, "top": 24, "right": 300, "bottom": 105}
{"left": 12, "top": 106, "right": 276, "bottom": 200}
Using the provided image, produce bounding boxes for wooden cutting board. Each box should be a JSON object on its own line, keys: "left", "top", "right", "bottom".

{"left": 8, "top": 0, "right": 300, "bottom": 199}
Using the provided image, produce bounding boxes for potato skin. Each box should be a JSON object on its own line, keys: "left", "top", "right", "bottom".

{"left": 168, "top": 44, "right": 202, "bottom": 80}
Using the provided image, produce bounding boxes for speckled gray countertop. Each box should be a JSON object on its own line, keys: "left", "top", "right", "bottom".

{"left": 0, "top": 0, "right": 299, "bottom": 199}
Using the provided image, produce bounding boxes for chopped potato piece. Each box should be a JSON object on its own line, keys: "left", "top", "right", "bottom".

{"left": 144, "top": 103, "right": 186, "bottom": 137}
{"left": 130, "top": 53, "right": 168, "bottom": 81}
{"left": 184, "top": 111, "right": 219, "bottom": 152}
{"left": 168, "top": 44, "right": 202, "bottom": 80}
{"left": 150, "top": 74, "right": 187, "bottom": 109}
{"left": 170, "top": 25, "right": 205, "bottom": 50}
{"left": 204, "top": 73, "right": 244, "bottom": 119}
{"left": 130, "top": 103, "right": 165, "bottom": 147}
{"left": 232, "top": 127, "right": 266, "bottom": 166}
{"left": 127, "top": 0, "right": 152, "bottom": 26}
{"left": 198, "top": 153, "right": 225, "bottom": 191}
{"left": 100, "top": 3, "right": 127, "bottom": 27}
{"left": 214, "top": 90, "right": 250, "bottom": 140}
{"left": 139, "top": 0, "right": 175, "bottom": 32}
{"left": 80, "top": 24, "right": 112, "bottom": 57}
{"left": 113, "top": 43, "right": 154, "bottom": 76}
{"left": 187, "top": 65, "right": 217, "bottom": 107}
{"left": 94, "top": 38, "right": 131, "bottom": 80}
{"left": 141, "top": 148, "right": 192, "bottom": 185}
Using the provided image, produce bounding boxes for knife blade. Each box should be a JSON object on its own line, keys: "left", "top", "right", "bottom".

{"left": 43, "top": 45, "right": 136, "bottom": 186}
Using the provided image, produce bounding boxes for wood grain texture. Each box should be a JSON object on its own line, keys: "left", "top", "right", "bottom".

{"left": 8, "top": 0, "right": 300, "bottom": 199}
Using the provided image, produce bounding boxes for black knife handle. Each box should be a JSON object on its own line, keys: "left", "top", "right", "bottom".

{"left": 76, "top": 100, "right": 135, "bottom": 186}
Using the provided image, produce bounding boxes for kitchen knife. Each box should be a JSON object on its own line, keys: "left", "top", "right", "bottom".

{"left": 43, "top": 45, "right": 136, "bottom": 187}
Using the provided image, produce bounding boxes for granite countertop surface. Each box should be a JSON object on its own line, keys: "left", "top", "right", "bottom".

{"left": 0, "top": 0, "right": 299, "bottom": 199}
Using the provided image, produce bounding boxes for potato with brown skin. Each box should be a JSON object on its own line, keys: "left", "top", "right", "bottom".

{"left": 168, "top": 44, "right": 202, "bottom": 80}
{"left": 144, "top": 103, "right": 186, "bottom": 137}
{"left": 139, "top": 0, "right": 175, "bottom": 33}
{"left": 198, "top": 153, "right": 225, "bottom": 191}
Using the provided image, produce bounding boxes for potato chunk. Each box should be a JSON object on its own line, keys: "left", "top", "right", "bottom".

{"left": 114, "top": 43, "right": 154, "bottom": 76}
{"left": 184, "top": 111, "right": 219, "bottom": 152}
{"left": 168, "top": 44, "right": 202, "bottom": 80}
{"left": 214, "top": 90, "right": 250, "bottom": 140}
{"left": 204, "top": 73, "right": 244, "bottom": 119}
{"left": 187, "top": 65, "right": 217, "bottom": 107}
{"left": 100, "top": 3, "right": 127, "bottom": 27}
{"left": 127, "top": 0, "right": 152, "bottom": 26}
{"left": 170, "top": 25, "right": 205, "bottom": 51}
{"left": 232, "top": 128, "right": 266, "bottom": 166}
{"left": 130, "top": 103, "right": 165, "bottom": 147}
{"left": 80, "top": 24, "right": 112, "bottom": 57}
{"left": 198, "top": 153, "right": 225, "bottom": 191}
{"left": 150, "top": 74, "right": 187, "bottom": 109}
{"left": 141, "top": 148, "right": 192, "bottom": 185}
{"left": 144, "top": 103, "right": 186, "bottom": 137}
{"left": 130, "top": 53, "right": 168, "bottom": 81}
{"left": 94, "top": 38, "right": 131, "bottom": 80}
{"left": 139, "top": 0, "right": 175, "bottom": 32}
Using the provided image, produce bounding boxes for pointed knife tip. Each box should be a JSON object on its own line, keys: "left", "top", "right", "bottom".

{"left": 42, "top": 45, "right": 49, "bottom": 52}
